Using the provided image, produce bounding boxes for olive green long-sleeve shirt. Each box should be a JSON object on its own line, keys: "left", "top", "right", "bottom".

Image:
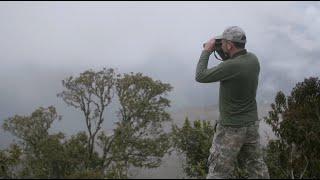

{"left": 195, "top": 49, "right": 260, "bottom": 127}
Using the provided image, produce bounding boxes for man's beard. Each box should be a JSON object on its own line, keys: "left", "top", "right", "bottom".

{"left": 222, "top": 50, "right": 230, "bottom": 59}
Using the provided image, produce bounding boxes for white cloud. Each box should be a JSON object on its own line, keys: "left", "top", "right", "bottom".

{"left": 0, "top": 1, "right": 319, "bottom": 111}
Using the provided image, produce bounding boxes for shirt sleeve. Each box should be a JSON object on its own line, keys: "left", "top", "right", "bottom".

{"left": 195, "top": 50, "right": 240, "bottom": 83}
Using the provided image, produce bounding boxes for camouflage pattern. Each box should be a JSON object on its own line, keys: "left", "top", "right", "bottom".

{"left": 215, "top": 26, "right": 247, "bottom": 43}
{"left": 206, "top": 121, "right": 269, "bottom": 179}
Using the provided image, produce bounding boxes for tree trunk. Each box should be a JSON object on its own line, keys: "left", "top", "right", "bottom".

{"left": 290, "top": 143, "right": 294, "bottom": 179}
{"left": 299, "top": 156, "right": 309, "bottom": 179}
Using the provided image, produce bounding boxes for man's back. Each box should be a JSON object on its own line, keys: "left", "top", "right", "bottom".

{"left": 219, "top": 51, "right": 260, "bottom": 127}
{"left": 195, "top": 50, "right": 260, "bottom": 127}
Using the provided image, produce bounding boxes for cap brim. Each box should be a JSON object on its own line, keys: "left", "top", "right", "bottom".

{"left": 215, "top": 35, "right": 223, "bottom": 40}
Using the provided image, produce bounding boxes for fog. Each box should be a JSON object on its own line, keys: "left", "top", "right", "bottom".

{"left": 0, "top": 1, "right": 320, "bottom": 178}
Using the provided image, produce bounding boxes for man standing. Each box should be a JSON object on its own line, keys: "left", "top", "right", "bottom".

{"left": 195, "top": 26, "right": 269, "bottom": 179}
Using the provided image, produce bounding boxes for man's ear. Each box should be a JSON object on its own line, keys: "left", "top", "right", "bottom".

{"left": 227, "top": 43, "right": 232, "bottom": 51}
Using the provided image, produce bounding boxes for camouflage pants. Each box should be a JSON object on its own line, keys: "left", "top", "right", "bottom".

{"left": 206, "top": 121, "right": 269, "bottom": 179}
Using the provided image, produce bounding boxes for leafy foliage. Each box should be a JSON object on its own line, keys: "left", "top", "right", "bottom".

{"left": 1, "top": 68, "right": 173, "bottom": 179}
{"left": 57, "top": 68, "right": 116, "bottom": 160}
{"left": 101, "top": 72, "right": 173, "bottom": 177}
{"left": 0, "top": 144, "right": 22, "bottom": 178}
{"left": 171, "top": 117, "right": 215, "bottom": 178}
{"left": 2, "top": 106, "right": 67, "bottom": 178}
{"left": 264, "top": 77, "right": 320, "bottom": 178}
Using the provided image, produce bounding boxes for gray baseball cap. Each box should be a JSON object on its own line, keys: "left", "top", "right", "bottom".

{"left": 215, "top": 26, "right": 247, "bottom": 43}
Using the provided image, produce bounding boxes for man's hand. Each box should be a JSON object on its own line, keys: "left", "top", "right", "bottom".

{"left": 203, "top": 38, "right": 215, "bottom": 52}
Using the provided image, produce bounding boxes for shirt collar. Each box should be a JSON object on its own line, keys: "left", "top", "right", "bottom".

{"left": 230, "top": 49, "right": 247, "bottom": 59}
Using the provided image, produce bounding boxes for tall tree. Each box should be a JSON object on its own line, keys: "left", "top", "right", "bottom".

{"left": 3, "top": 106, "right": 61, "bottom": 149}
{"left": 98, "top": 72, "right": 173, "bottom": 178}
{"left": 264, "top": 77, "right": 320, "bottom": 178}
{"left": 2, "top": 106, "right": 66, "bottom": 178}
{"left": 2, "top": 68, "right": 175, "bottom": 178}
{"left": 2, "top": 106, "right": 104, "bottom": 178}
{"left": 57, "top": 68, "right": 116, "bottom": 160}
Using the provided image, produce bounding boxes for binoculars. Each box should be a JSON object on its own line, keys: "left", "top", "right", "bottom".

{"left": 203, "top": 39, "right": 229, "bottom": 61}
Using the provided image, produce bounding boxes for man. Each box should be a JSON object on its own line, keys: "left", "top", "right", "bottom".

{"left": 195, "top": 26, "right": 270, "bottom": 179}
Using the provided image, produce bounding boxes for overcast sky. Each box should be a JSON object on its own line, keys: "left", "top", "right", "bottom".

{"left": 1, "top": 1, "right": 320, "bottom": 149}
